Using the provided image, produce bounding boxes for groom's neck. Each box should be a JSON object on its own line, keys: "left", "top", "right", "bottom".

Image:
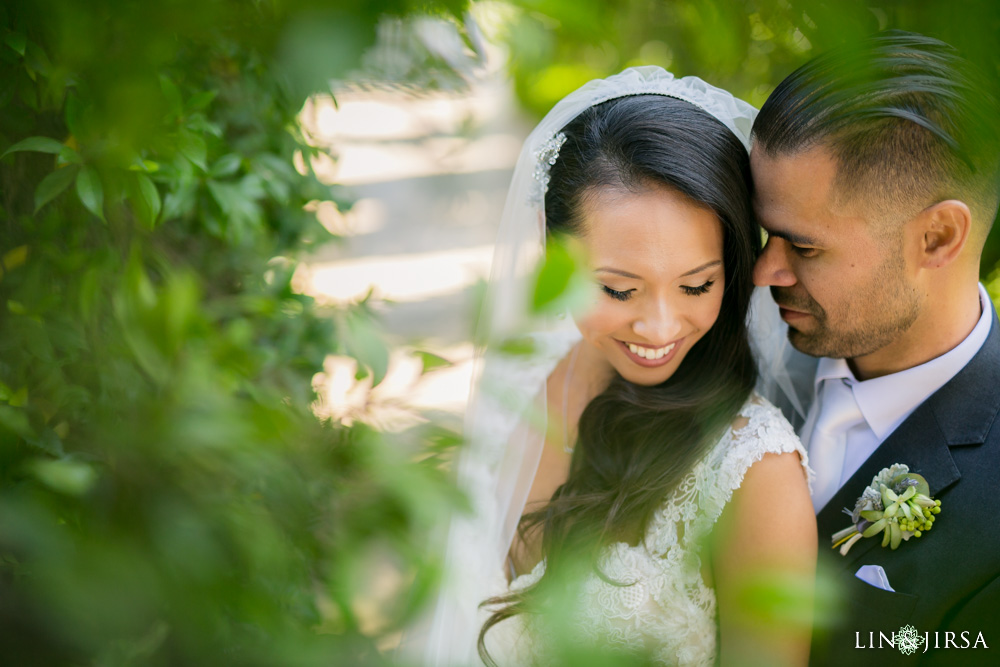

{"left": 848, "top": 272, "right": 983, "bottom": 381}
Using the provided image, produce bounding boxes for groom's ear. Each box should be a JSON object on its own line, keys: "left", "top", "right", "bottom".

{"left": 913, "top": 199, "right": 972, "bottom": 269}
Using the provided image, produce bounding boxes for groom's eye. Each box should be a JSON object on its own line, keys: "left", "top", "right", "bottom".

{"left": 791, "top": 244, "right": 818, "bottom": 258}
{"left": 602, "top": 286, "right": 634, "bottom": 302}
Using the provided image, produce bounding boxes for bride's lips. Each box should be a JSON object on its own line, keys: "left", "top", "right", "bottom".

{"left": 618, "top": 338, "right": 683, "bottom": 368}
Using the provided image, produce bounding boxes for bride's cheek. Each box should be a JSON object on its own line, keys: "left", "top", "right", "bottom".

{"left": 574, "top": 304, "right": 617, "bottom": 342}
{"left": 574, "top": 314, "right": 599, "bottom": 342}
{"left": 704, "top": 297, "right": 725, "bottom": 330}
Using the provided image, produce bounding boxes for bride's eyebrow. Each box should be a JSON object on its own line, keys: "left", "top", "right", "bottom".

{"left": 679, "top": 259, "right": 722, "bottom": 277}
{"left": 594, "top": 260, "right": 721, "bottom": 280}
{"left": 594, "top": 267, "right": 642, "bottom": 279}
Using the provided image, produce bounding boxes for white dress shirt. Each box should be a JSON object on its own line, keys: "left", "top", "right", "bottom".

{"left": 804, "top": 283, "right": 993, "bottom": 505}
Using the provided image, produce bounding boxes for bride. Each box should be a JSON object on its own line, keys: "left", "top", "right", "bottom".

{"left": 415, "top": 67, "right": 816, "bottom": 667}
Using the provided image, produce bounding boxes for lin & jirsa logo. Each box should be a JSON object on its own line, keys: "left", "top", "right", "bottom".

{"left": 855, "top": 624, "right": 989, "bottom": 655}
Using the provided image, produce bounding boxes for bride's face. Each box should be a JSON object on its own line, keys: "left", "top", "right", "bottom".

{"left": 574, "top": 184, "right": 725, "bottom": 387}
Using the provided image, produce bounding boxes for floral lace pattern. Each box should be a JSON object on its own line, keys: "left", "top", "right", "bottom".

{"left": 485, "top": 395, "right": 810, "bottom": 666}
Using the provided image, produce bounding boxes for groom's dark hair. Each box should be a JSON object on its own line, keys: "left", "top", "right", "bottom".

{"left": 753, "top": 30, "right": 1000, "bottom": 243}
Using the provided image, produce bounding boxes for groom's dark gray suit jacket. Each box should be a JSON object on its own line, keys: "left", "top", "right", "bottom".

{"left": 794, "top": 306, "right": 1000, "bottom": 666}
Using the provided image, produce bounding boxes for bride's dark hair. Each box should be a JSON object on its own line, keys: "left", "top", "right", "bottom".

{"left": 479, "top": 94, "right": 760, "bottom": 663}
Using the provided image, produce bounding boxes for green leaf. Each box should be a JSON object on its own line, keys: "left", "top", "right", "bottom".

{"left": 64, "top": 91, "right": 83, "bottom": 136}
{"left": 24, "top": 427, "right": 63, "bottom": 457}
{"left": 186, "top": 114, "right": 223, "bottom": 138}
{"left": 0, "top": 381, "right": 28, "bottom": 407}
{"left": 23, "top": 40, "right": 52, "bottom": 78}
{"left": 207, "top": 180, "right": 263, "bottom": 231}
{"left": 862, "top": 518, "right": 887, "bottom": 538}
{"left": 129, "top": 173, "right": 161, "bottom": 228}
{"left": 18, "top": 74, "right": 37, "bottom": 110}
{"left": 415, "top": 350, "right": 452, "bottom": 374}
{"left": 4, "top": 31, "right": 26, "bottom": 56}
{"left": 159, "top": 74, "right": 184, "bottom": 118}
{"left": 239, "top": 173, "right": 266, "bottom": 200}
{"left": 162, "top": 181, "right": 197, "bottom": 220}
{"left": 0, "top": 245, "right": 29, "bottom": 277}
{"left": 76, "top": 166, "right": 105, "bottom": 221}
{"left": 128, "top": 158, "right": 160, "bottom": 173}
{"left": 206, "top": 180, "right": 237, "bottom": 215}
{"left": 58, "top": 145, "right": 82, "bottom": 165}
{"left": 160, "top": 272, "right": 200, "bottom": 349}
{"left": 497, "top": 336, "right": 537, "bottom": 356}
{"left": 889, "top": 521, "right": 902, "bottom": 549}
{"left": 187, "top": 90, "right": 218, "bottom": 111}
{"left": 177, "top": 131, "right": 207, "bottom": 170}
{"left": 0, "top": 404, "right": 33, "bottom": 438}
{"left": 343, "top": 310, "right": 389, "bottom": 386}
{"left": 34, "top": 165, "right": 79, "bottom": 213}
{"left": 253, "top": 152, "right": 297, "bottom": 180}
{"left": 533, "top": 242, "right": 573, "bottom": 310}
{"left": 2, "top": 135, "right": 65, "bottom": 158}
{"left": 79, "top": 267, "right": 101, "bottom": 320}
{"left": 531, "top": 236, "right": 592, "bottom": 314}
{"left": 30, "top": 458, "right": 97, "bottom": 496}
{"left": 210, "top": 153, "right": 242, "bottom": 178}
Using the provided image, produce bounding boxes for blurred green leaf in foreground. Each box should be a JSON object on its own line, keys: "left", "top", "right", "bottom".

{"left": 0, "top": 0, "right": 478, "bottom": 664}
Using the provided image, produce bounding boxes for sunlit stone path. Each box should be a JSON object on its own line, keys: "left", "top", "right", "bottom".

{"left": 301, "top": 70, "right": 532, "bottom": 426}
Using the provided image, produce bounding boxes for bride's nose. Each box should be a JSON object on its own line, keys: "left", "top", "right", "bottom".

{"left": 632, "top": 298, "right": 681, "bottom": 343}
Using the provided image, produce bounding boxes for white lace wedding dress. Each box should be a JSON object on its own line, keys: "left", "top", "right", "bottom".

{"left": 479, "top": 331, "right": 810, "bottom": 666}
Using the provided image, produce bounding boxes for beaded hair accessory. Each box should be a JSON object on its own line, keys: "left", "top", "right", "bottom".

{"left": 530, "top": 131, "right": 567, "bottom": 203}
{"left": 525, "top": 68, "right": 758, "bottom": 207}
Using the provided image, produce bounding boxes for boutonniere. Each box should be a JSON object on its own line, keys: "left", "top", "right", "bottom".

{"left": 831, "top": 464, "right": 942, "bottom": 556}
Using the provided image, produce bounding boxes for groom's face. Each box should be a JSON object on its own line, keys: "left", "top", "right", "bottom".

{"left": 750, "top": 145, "right": 920, "bottom": 363}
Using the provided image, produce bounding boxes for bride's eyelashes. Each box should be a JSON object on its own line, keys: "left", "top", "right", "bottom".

{"left": 602, "top": 285, "right": 634, "bottom": 301}
{"left": 602, "top": 280, "right": 715, "bottom": 301}
{"left": 681, "top": 280, "right": 715, "bottom": 296}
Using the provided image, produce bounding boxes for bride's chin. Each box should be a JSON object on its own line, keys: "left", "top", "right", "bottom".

{"left": 629, "top": 376, "right": 667, "bottom": 387}
{"left": 615, "top": 364, "right": 675, "bottom": 387}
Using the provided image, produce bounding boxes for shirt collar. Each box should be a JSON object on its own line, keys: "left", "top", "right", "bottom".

{"left": 812, "top": 283, "right": 993, "bottom": 442}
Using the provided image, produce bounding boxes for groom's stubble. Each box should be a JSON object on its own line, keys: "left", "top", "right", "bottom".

{"left": 773, "top": 244, "right": 921, "bottom": 360}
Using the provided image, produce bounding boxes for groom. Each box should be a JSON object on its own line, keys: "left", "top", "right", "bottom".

{"left": 751, "top": 32, "right": 1000, "bottom": 665}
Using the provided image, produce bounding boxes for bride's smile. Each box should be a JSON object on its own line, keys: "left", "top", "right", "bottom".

{"left": 573, "top": 182, "right": 726, "bottom": 386}
{"left": 617, "top": 337, "right": 682, "bottom": 366}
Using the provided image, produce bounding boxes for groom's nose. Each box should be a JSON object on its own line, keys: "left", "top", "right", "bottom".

{"left": 753, "top": 237, "right": 797, "bottom": 287}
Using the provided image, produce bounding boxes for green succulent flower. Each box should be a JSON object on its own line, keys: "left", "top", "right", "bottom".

{"left": 831, "top": 469, "right": 943, "bottom": 556}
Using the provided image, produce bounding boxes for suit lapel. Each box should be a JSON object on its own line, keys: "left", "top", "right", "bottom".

{"left": 815, "top": 303, "right": 1000, "bottom": 569}
{"left": 816, "top": 410, "right": 958, "bottom": 568}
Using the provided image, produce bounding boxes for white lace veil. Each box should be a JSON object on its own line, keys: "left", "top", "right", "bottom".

{"left": 404, "top": 66, "right": 805, "bottom": 666}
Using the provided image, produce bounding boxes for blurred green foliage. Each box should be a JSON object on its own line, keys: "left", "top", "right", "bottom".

{"left": 0, "top": 0, "right": 474, "bottom": 664}
{"left": 497, "top": 0, "right": 1000, "bottom": 286}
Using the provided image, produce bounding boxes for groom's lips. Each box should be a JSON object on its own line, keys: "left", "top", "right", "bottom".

{"left": 777, "top": 304, "right": 812, "bottom": 322}
{"left": 779, "top": 308, "right": 809, "bottom": 320}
